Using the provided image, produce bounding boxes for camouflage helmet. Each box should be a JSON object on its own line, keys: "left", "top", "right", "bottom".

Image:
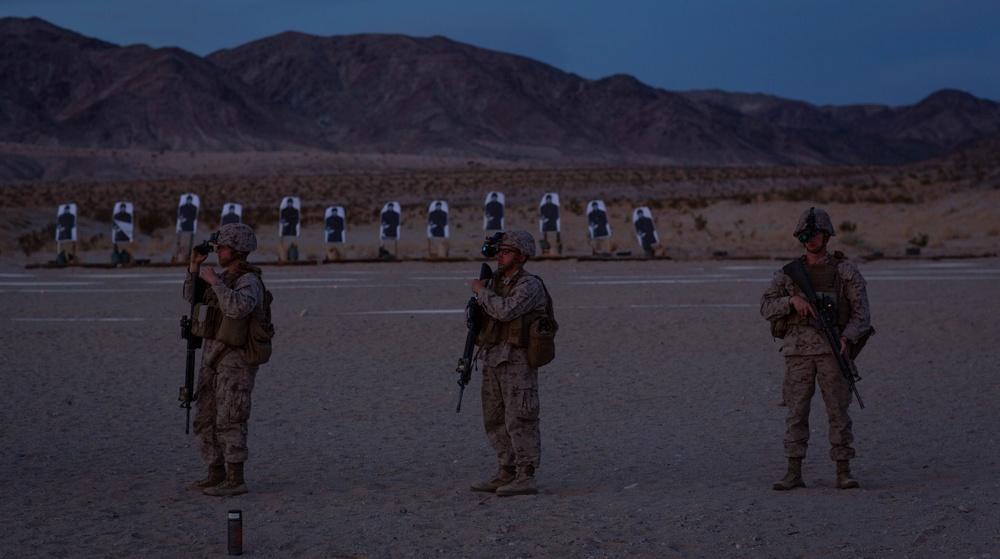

{"left": 216, "top": 223, "right": 257, "bottom": 253}
{"left": 500, "top": 229, "right": 536, "bottom": 257}
{"left": 793, "top": 207, "right": 836, "bottom": 240}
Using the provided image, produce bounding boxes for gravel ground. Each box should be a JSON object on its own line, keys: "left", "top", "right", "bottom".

{"left": 1, "top": 257, "right": 998, "bottom": 558}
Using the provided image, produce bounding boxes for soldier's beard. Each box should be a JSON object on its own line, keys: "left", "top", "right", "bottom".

{"left": 496, "top": 257, "right": 525, "bottom": 275}
{"left": 218, "top": 254, "right": 234, "bottom": 267}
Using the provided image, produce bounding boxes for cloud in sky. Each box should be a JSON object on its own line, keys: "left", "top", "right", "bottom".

{"left": 4, "top": 0, "right": 999, "bottom": 106}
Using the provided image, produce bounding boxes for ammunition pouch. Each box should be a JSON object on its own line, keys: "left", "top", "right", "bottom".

{"left": 477, "top": 313, "right": 529, "bottom": 348}
{"left": 527, "top": 315, "right": 558, "bottom": 367}
{"left": 244, "top": 322, "right": 273, "bottom": 365}
{"left": 190, "top": 303, "right": 248, "bottom": 347}
{"left": 244, "top": 290, "right": 275, "bottom": 365}
{"left": 848, "top": 326, "right": 876, "bottom": 360}
{"left": 191, "top": 303, "right": 217, "bottom": 339}
{"left": 527, "top": 275, "right": 557, "bottom": 367}
{"left": 769, "top": 314, "right": 790, "bottom": 339}
{"left": 215, "top": 315, "right": 248, "bottom": 347}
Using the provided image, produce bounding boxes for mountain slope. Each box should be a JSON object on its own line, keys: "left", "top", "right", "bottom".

{"left": 0, "top": 17, "right": 316, "bottom": 151}
{"left": 2, "top": 17, "right": 999, "bottom": 183}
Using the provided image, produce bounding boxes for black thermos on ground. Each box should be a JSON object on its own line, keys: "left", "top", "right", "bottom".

{"left": 227, "top": 509, "right": 243, "bottom": 555}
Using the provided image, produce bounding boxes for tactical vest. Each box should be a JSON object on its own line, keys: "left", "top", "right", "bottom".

{"left": 191, "top": 264, "right": 263, "bottom": 347}
{"left": 476, "top": 269, "right": 546, "bottom": 348}
{"left": 794, "top": 252, "right": 850, "bottom": 329}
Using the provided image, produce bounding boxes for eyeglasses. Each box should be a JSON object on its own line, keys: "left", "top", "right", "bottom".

{"left": 497, "top": 247, "right": 518, "bottom": 256}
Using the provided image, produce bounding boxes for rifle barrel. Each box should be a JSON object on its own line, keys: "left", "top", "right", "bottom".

{"left": 454, "top": 263, "right": 492, "bottom": 413}
{"left": 782, "top": 258, "right": 866, "bottom": 409}
{"left": 179, "top": 272, "right": 208, "bottom": 433}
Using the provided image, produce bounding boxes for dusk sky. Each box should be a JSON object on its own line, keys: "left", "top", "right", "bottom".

{"left": 4, "top": 0, "right": 999, "bottom": 107}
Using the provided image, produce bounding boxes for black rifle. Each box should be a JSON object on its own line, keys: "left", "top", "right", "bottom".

{"left": 179, "top": 271, "right": 207, "bottom": 433}
{"left": 455, "top": 263, "right": 492, "bottom": 412}
{"left": 782, "top": 258, "right": 865, "bottom": 409}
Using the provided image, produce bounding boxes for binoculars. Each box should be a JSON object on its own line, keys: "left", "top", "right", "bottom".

{"left": 194, "top": 231, "right": 220, "bottom": 255}
{"left": 481, "top": 232, "right": 503, "bottom": 257}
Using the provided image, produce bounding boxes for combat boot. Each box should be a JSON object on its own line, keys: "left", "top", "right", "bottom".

{"left": 185, "top": 464, "right": 226, "bottom": 491}
{"left": 773, "top": 457, "right": 805, "bottom": 491}
{"left": 836, "top": 460, "right": 860, "bottom": 489}
{"left": 203, "top": 462, "right": 248, "bottom": 496}
{"left": 496, "top": 465, "right": 538, "bottom": 496}
{"left": 470, "top": 465, "right": 516, "bottom": 492}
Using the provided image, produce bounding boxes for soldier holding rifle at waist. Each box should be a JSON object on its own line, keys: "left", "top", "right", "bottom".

{"left": 760, "top": 207, "right": 874, "bottom": 491}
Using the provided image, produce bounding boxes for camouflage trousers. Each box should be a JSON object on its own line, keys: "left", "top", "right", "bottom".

{"left": 193, "top": 355, "right": 258, "bottom": 466}
{"left": 782, "top": 354, "right": 856, "bottom": 461}
{"left": 481, "top": 358, "right": 541, "bottom": 469}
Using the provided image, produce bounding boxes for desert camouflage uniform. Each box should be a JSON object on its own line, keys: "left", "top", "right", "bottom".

{"left": 760, "top": 253, "right": 871, "bottom": 461}
{"left": 183, "top": 263, "right": 264, "bottom": 467}
{"left": 476, "top": 268, "right": 548, "bottom": 470}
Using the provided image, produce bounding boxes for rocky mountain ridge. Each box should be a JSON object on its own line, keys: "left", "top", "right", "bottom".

{"left": 2, "top": 16, "right": 999, "bottom": 183}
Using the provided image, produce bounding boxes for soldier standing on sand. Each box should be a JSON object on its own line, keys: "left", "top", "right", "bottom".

{"left": 469, "top": 229, "right": 549, "bottom": 496}
{"left": 183, "top": 223, "right": 267, "bottom": 497}
{"left": 760, "top": 207, "right": 873, "bottom": 491}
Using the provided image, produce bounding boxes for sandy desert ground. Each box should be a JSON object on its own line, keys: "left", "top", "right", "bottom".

{"left": 2, "top": 153, "right": 999, "bottom": 557}
{"left": 1, "top": 255, "right": 998, "bottom": 558}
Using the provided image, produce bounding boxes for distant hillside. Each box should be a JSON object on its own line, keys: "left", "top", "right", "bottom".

{"left": 2, "top": 16, "right": 1000, "bottom": 183}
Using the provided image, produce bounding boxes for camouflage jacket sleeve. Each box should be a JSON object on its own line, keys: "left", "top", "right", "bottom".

{"left": 476, "top": 273, "right": 547, "bottom": 322}
{"left": 213, "top": 272, "right": 264, "bottom": 320}
{"left": 760, "top": 270, "right": 794, "bottom": 322}
{"left": 182, "top": 271, "right": 199, "bottom": 304}
{"left": 837, "top": 260, "right": 872, "bottom": 344}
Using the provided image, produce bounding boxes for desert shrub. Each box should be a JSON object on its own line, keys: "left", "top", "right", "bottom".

{"left": 18, "top": 224, "right": 56, "bottom": 256}
{"left": 685, "top": 197, "right": 710, "bottom": 210}
{"left": 840, "top": 234, "right": 869, "bottom": 250}
{"left": 830, "top": 188, "right": 858, "bottom": 204}
{"left": 244, "top": 206, "right": 278, "bottom": 226}
{"left": 78, "top": 233, "right": 104, "bottom": 251}
{"left": 200, "top": 213, "right": 220, "bottom": 231}
{"left": 138, "top": 208, "right": 172, "bottom": 236}
{"left": 91, "top": 206, "right": 112, "bottom": 223}
{"left": 693, "top": 214, "right": 708, "bottom": 231}
{"left": 339, "top": 205, "right": 370, "bottom": 225}
{"left": 909, "top": 233, "right": 929, "bottom": 247}
{"left": 839, "top": 220, "right": 857, "bottom": 233}
{"left": 784, "top": 186, "right": 817, "bottom": 202}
